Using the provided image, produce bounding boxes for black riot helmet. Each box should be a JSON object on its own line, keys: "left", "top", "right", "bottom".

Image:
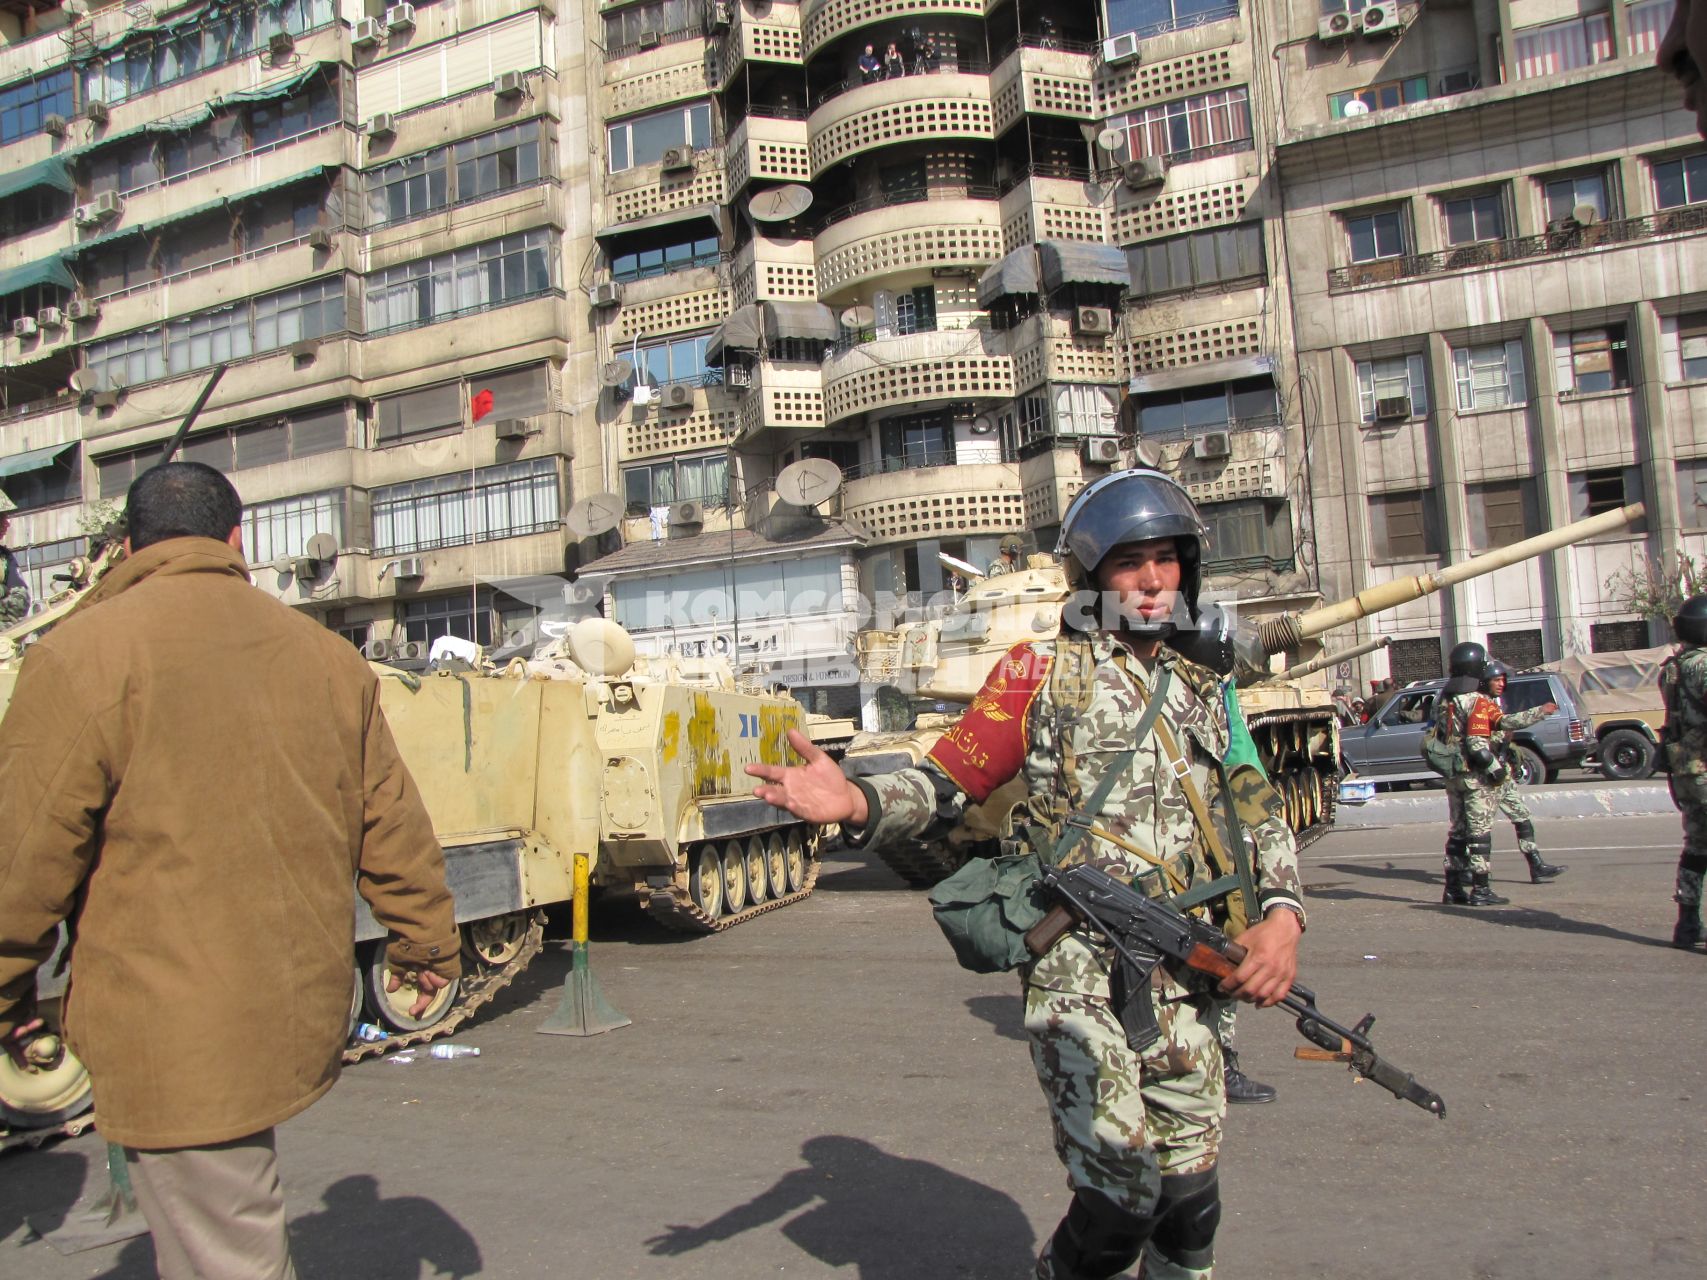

{"left": 1480, "top": 658, "right": 1511, "bottom": 693}
{"left": 1448, "top": 641, "right": 1489, "bottom": 679}
{"left": 1676, "top": 595, "right": 1707, "bottom": 646}
{"left": 1055, "top": 468, "right": 1207, "bottom": 632}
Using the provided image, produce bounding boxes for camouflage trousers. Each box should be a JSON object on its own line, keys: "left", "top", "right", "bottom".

{"left": 1025, "top": 933, "right": 1223, "bottom": 1280}
{"left": 1669, "top": 772, "right": 1707, "bottom": 907}
{"left": 1443, "top": 780, "right": 1497, "bottom": 873}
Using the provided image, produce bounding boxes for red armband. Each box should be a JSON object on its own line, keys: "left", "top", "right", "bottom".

{"left": 926, "top": 645, "right": 1051, "bottom": 803}
{"left": 1466, "top": 696, "right": 1502, "bottom": 738}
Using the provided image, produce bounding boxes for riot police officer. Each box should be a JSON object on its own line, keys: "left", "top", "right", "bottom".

{"left": 1480, "top": 659, "right": 1565, "bottom": 884}
{"left": 1438, "top": 641, "right": 1511, "bottom": 906}
{"left": 1661, "top": 594, "right": 1707, "bottom": 949}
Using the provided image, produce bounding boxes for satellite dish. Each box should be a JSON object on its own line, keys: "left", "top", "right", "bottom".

{"left": 1341, "top": 100, "right": 1371, "bottom": 117}
{"left": 67, "top": 370, "right": 89, "bottom": 394}
{"left": 938, "top": 551, "right": 985, "bottom": 580}
{"left": 839, "top": 305, "right": 876, "bottom": 329}
{"left": 305, "top": 532, "right": 337, "bottom": 562}
{"left": 1132, "top": 438, "right": 1163, "bottom": 468}
{"left": 565, "top": 492, "right": 624, "bottom": 538}
{"left": 775, "top": 457, "right": 844, "bottom": 507}
{"left": 1095, "top": 128, "right": 1125, "bottom": 154}
{"left": 567, "top": 616, "right": 636, "bottom": 678}
{"left": 1572, "top": 202, "right": 1601, "bottom": 226}
{"left": 600, "top": 359, "right": 634, "bottom": 387}
{"left": 748, "top": 183, "right": 814, "bottom": 223}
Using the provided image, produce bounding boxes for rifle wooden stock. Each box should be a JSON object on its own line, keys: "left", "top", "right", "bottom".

{"left": 1025, "top": 904, "right": 1079, "bottom": 957}
{"left": 1184, "top": 941, "right": 1243, "bottom": 982}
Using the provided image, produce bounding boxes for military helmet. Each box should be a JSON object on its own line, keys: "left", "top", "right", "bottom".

{"left": 1055, "top": 468, "right": 1207, "bottom": 622}
{"left": 1447, "top": 640, "right": 1489, "bottom": 679}
{"left": 1676, "top": 595, "right": 1707, "bottom": 646}
{"left": 1480, "top": 658, "right": 1511, "bottom": 691}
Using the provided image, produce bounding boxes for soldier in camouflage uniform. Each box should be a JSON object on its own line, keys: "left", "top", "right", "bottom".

{"left": 750, "top": 470, "right": 1305, "bottom": 1280}
{"left": 0, "top": 492, "right": 30, "bottom": 628}
{"left": 1438, "top": 642, "right": 1510, "bottom": 906}
{"left": 1661, "top": 594, "right": 1707, "bottom": 950}
{"left": 987, "top": 535, "right": 1024, "bottom": 577}
{"left": 1480, "top": 660, "right": 1565, "bottom": 884}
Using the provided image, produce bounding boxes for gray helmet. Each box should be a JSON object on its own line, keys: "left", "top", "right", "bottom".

{"left": 1448, "top": 641, "right": 1489, "bottom": 679}
{"left": 1677, "top": 595, "right": 1707, "bottom": 646}
{"left": 1055, "top": 468, "right": 1206, "bottom": 625}
{"left": 1480, "top": 658, "right": 1511, "bottom": 692}
{"left": 998, "top": 535, "right": 1023, "bottom": 558}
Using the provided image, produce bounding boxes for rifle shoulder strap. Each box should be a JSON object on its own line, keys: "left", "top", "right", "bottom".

{"left": 1049, "top": 663, "right": 1172, "bottom": 865}
{"left": 1150, "top": 708, "right": 1255, "bottom": 933}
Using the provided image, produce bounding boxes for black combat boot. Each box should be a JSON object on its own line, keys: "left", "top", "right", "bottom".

{"left": 1465, "top": 872, "right": 1510, "bottom": 907}
{"left": 1222, "top": 1049, "right": 1277, "bottom": 1105}
{"left": 1673, "top": 904, "right": 1705, "bottom": 950}
{"left": 1524, "top": 850, "right": 1567, "bottom": 882}
{"left": 1442, "top": 868, "right": 1471, "bottom": 905}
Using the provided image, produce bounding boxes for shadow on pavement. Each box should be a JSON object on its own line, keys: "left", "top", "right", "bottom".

{"left": 0, "top": 1142, "right": 90, "bottom": 1244}
{"left": 965, "top": 994, "right": 1028, "bottom": 1042}
{"left": 643, "top": 1134, "right": 1036, "bottom": 1278}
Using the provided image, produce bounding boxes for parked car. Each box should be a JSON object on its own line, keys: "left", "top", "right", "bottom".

{"left": 1340, "top": 670, "right": 1594, "bottom": 788}
{"left": 1540, "top": 645, "right": 1669, "bottom": 780}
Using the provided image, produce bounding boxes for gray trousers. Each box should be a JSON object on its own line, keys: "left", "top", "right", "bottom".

{"left": 125, "top": 1128, "right": 297, "bottom": 1280}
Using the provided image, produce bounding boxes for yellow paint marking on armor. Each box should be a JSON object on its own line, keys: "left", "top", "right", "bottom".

{"left": 661, "top": 711, "right": 681, "bottom": 763}
{"left": 758, "top": 703, "right": 796, "bottom": 766}
{"left": 686, "top": 693, "right": 733, "bottom": 798}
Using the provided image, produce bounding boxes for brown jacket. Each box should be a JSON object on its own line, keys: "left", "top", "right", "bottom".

{"left": 0, "top": 538, "right": 459, "bottom": 1149}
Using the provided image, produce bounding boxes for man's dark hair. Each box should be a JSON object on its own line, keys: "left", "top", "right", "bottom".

{"left": 125, "top": 462, "right": 243, "bottom": 551}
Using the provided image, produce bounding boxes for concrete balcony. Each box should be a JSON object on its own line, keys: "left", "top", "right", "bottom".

{"left": 806, "top": 74, "right": 994, "bottom": 176}
{"left": 996, "top": 170, "right": 1109, "bottom": 252}
{"left": 359, "top": 292, "right": 568, "bottom": 383}
{"left": 842, "top": 457, "right": 1025, "bottom": 543}
{"left": 605, "top": 150, "right": 729, "bottom": 228}
{"left": 813, "top": 193, "right": 1004, "bottom": 298}
{"left": 801, "top": 0, "right": 988, "bottom": 59}
{"left": 365, "top": 181, "right": 563, "bottom": 273}
{"left": 87, "top": 240, "right": 348, "bottom": 341}
{"left": 1018, "top": 444, "right": 1086, "bottom": 528}
{"left": 989, "top": 44, "right": 1096, "bottom": 134}
{"left": 822, "top": 326, "right": 1013, "bottom": 424}
{"left": 613, "top": 276, "right": 732, "bottom": 344}
{"left": 1000, "top": 313, "right": 1123, "bottom": 392}
{"left": 603, "top": 32, "right": 716, "bottom": 118}
{"left": 730, "top": 235, "right": 819, "bottom": 309}
{"left": 734, "top": 360, "right": 826, "bottom": 447}
{"left": 719, "top": 0, "right": 805, "bottom": 81}
{"left": 724, "top": 112, "right": 812, "bottom": 195}
{"left": 0, "top": 401, "right": 81, "bottom": 469}
{"left": 1121, "top": 285, "right": 1271, "bottom": 382}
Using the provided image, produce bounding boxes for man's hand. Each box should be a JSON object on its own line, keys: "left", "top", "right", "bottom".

{"left": 3, "top": 1017, "right": 48, "bottom": 1070}
{"left": 1539, "top": 701, "right": 1558, "bottom": 715}
{"left": 746, "top": 728, "right": 868, "bottom": 827}
{"left": 1219, "top": 908, "right": 1301, "bottom": 1008}
{"left": 386, "top": 967, "right": 451, "bottom": 1019}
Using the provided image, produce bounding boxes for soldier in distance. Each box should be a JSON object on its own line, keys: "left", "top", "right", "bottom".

{"left": 1661, "top": 594, "right": 1707, "bottom": 949}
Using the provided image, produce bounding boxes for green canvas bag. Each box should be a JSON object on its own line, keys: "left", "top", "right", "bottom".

{"left": 926, "top": 852, "right": 1049, "bottom": 974}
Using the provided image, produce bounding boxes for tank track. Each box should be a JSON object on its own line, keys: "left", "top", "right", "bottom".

{"left": 342, "top": 916, "right": 545, "bottom": 1065}
{"left": 644, "top": 853, "right": 823, "bottom": 933}
{"left": 876, "top": 837, "right": 989, "bottom": 889}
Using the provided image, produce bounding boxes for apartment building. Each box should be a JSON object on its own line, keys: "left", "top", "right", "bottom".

{"left": 1275, "top": 0, "right": 1701, "bottom": 687}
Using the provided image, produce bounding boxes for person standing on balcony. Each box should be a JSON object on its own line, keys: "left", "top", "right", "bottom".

{"left": 0, "top": 493, "right": 29, "bottom": 627}
{"left": 858, "top": 44, "right": 882, "bottom": 84}
{"left": 883, "top": 42, "right": 906, "bottom": 81}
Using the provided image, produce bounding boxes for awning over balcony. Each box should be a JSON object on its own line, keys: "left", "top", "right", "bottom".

{"left": 581, "top": 518, "right": 866, "bottom": 579}
{"left": 0, "top": 155, "right": 73, "bottom": 203}
{"left": 763, "top": 300, "right": 838, "bottom": 343}
{"left": 1128, "top": 354, "right": 1274, "bottom": 394}
{"left": 594, "top": 202, "right": 722, "bottom": 241}
{"left": 216, "top": 66, "right": 327, "bottom": 108}
{"left": 977, "top": 245, "right": 1039, "bottom": 309}
{"left": 0, "top": 254, "right": 76, "bottom": 300}
{"left": 0, "top": 441, "right": 74, "bottom": 479}
{"left": 1037, "top": 240, "right": 1130, "bottom": 292}
{"left": 707, "top": 304, "right": 763, "bottom": 364}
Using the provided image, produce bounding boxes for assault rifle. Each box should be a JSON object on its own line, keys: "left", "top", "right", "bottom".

{"left": 1025, "top": 864, "right": 1446, "bottom": 1118}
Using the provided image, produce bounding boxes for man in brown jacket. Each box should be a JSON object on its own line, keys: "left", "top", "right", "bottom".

{"left": 0, "top": 463, "right": 460, "bottom": 1279}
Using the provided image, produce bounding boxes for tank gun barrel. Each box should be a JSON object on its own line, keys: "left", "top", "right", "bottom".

{"left": 1271, "top": 636, "right": 1391, "bottom": 683}
{"left": 1255, "top": 503, "right": 1645, "bottom": 653}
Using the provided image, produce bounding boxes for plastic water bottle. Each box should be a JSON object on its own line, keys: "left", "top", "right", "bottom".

{"left": 355, "top": 1023, "right": 389, "bottom": 1042}
{"left": 429, "top": 1044, "right": 480, "bottom": 1059}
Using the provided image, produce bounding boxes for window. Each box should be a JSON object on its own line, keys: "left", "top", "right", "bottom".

{"left": 247, "top": 75, "right": 339, "bottom": 149}
{"left": 627, "top": 333, "right": 716, "bottom": 388}
{"left": 1129, "top": 222, "right": 1265, "bottom": 297}
{"left": 454, "top": 122, "right": 546, "bottom": 203}
{"left": 476, "top": 364, "right": 553, "bottom": 422}
{"left": 0, "top": 70, "right": 73, "bottom": 145}
{"left": 402, "top": 592, "right": 495, "bottom": 647}
{"left": 1665, "top": 313, "right": 1707, "bottom": 381}
{"left": 1106, "top": 0, "right": 1238, "bottom": 39}
{"left": 1653, "top": 151, "right": 1707, "bottom": 209}
{"left": 1200, "top": 498, "right": 1292, "bottom": 569}
{"left": 239, "top": 188, "right": 323, "bottom": 253}
{"left": 622, "top": 453, "right": 729, "bottom": 511}
{"left": 1368, "top": 489, "right": 1441, "bottom": 561}
{"left": 1592, "top": 619, "right": 1651, "bottom": 652}
{"left": 1355, "top": 354, "right": 1429, "bottom": 421}
{"left": 880, "top": 412, "right": 955, "bottom": 471}
{"left": 86, "top": 327, "right": 168, "bottom": 391}
{"left": 1678, "top": 458, "right": 1707, "bottom": 526}
{"left": 366, "top": 151, "right": 450, "bottom": 225}
{"left": 99, "top": 406, "right": 349, "bottom": 491}
{"left": 160, "top": 115, "right": 244, "bottom": 180}
{"left": 85, "top": 139, "right": 162, "bottom": 197}
{"left": 1114, "top": 87, "right": 1252, "bottom": 163}
{"left": 607, "top": 101, "right": 713, "bottom": 174}
{"left": 610, "top": 231, "right": 721, "bottom": 282}
{"left": 251, "top": 276, "right": 345, "bottom": 350}
{"left": 0, "top": 187, "right": 70, "bottom": 240}
{"left": 1330, "top": 77, "right": 1428, "bottom": 120}
{"left": 1512, "top": 11, "right": 1614, "bottom": 81}
{"left": 14, "top": 537, "right": 86, "bottom": 606}
{"left": 376, "top": 382, "right": 464, "bottom": 445}
{"left": 1137, "top": 377, "right": 1278, "bottom": 438}
{"left": 373, "top": 458, "right": 561, "bottom": 555}
{"left": 1489, "top": 632, "right": 1546, "bottom": 673}
{"left": 159, "top": 215, "right": 238, "bottom": 276}
{"left": 1442, "top": 191, "right": 1506, "bottom": 245}
{"left": 1553, "top": 325, "right": 1630, "bottom": 394}
{"left": 365, "top": 230, "right": 554, "bottom": 334}
{"left": 893, "top": 286, "right": 937, "bottom": 337}
{"left": 1567, "top": 466, "right": 1642, "bottom": 520}
{"left": 0, "top": 281, "right": 70, "bottom": 328}
{"left": 95, "top": 442, "right": 167, "bottom": 499}
{"left": 1345, "top": 207, "right": 1407, "bottom": 263}
{"left": 603, "top": 0, "right": 703, "bottom": 51}
{"left": 363, "top": 118, "right": 545, "bottom": 226}
{"left": 1543, "top": 170, "right": 1612, "bottom": 224}
{"left": 1389, "top": 636, "right": 1444, "bottom": 686}
{"left": 1452, "top": 338, "right": 1528, "bottom": 411}
{"left": 242, "top": 490, "right": 345, "bottom": 566}
{"left": 1466, "top": 480, "right": 1538, "bottom": 551}
{"left": 1628, "top": 0, "right": 1679, "bottom": 56}
{"left": 81, "top": 236, "right": 155, "bottom": 297}
{"left": 0, "top": 445, "right": 79, "bottom": 513}
{"left": 1052, "top": 384, "right": 1121, "bottom": 437}
{"left": 335, "top": 622, "right": 372, "bottom": 650}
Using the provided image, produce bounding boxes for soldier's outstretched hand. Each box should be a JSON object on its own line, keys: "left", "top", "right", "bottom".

{"left": 748, "top": 728, "right": 869, "bottom": 827}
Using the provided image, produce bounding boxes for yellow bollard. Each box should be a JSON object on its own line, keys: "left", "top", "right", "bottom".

{"left": 538, "top": 852, "right": 632, "bottom": 1036}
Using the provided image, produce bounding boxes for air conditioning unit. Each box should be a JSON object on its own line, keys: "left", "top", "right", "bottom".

{"left": 660, "top": 145, "right": 695, "bottom": 172}
{"left": 494, "top": 70, "right": 526, "bottom": 98}
{"left": 661, "top": 382, "right": 695, "bottom": 408}
{"left": 673, "top": 499, "right": 705, "bottom": 526}
{"left": 397, "top": 639, "right": 427, "bottom": 661}
{"left": 73, "top": 202, "right": 98, "bottom": 226}
{"left": 1073, "top": 306, "right": 1114, "bottom": 337}
{"left": 1122, "top": 156, "right": 1167, "bottom": 190}
{"left": 1373, "top": 394, "right": 1411, "bottom": 421}
{"left": 37, "top": 307, "right": 65, "bottom": 329}
{"left": 393, "top": 557, "right": 425, "bottom": 580}
{"left": 385, "top": 4, "right": 416, "bottom": 30}
{"left": 1359, "top": 4, "right": 1404, "bottom": 36}
{"left": 363, "top": 638, "right": 394, "bottom": 662}
{"left": 84, "top": 98, "right": 108, "bottom": 126}
{"left": 292, "top": 555, "right": 319, "bottom": 581}
{"left": 638, "top": 28, "right": 662, "bottom": 48}
{"left": 1318, "top": 11, "right": 1354, "bottom": 41}
{"left": 85, "top": 189, "right": 123, "bottom": 221}
{"left": 65, "top": 297, "right": 100, "bottom": 322}
{"left": 1082, "top": 436, "right": 1122, "bottom": 464}
{"left": 367, "top": 112, "right": 396, "bottom": 137}
{"left": 308, "top": 227, "right": 335, "bottom": 250}
{"left": 590, "top": 281, "right": 623, "bottom": 309}
{"left": 711, "top": 1, "right": 733, "bottom": 30}
{"left": 12, "top": 317, "right": 38, "bottom": 338}
{"left": 268, "top": 30, "right": 295, "bottom": 58}
{"left": 1102, "top": 32, "right": 1141, "bottom": 66}
{"left": 43, "top": 114, "right": 67, "bottom": 137}
{"left": 1546, "top": 216, "right": 1581, "bottom": 236}
{"left": 352, "top": 17, "right": 382, "bottom": 48}
{"left": 1193, "top": 431, "right": 1232, "bottom": 460}
{"left": 92, "top": 389, "right": 122, "bottom": 409}
{"left": 493, "top": 417, "right": 530, "bottom": 440}
{"left": 289, "top": 337, "right": 320, "bottom": 361}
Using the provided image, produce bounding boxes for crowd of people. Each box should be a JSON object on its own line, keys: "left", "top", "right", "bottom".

{"left": 857, "top": 34, "right": 947, "bottom": 84}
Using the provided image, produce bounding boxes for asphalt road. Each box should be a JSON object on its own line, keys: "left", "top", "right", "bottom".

{"left": 2, "top": 812, "right": 1700, "bottom": 1279}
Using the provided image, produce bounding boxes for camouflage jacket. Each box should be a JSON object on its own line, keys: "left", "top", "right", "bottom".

{"left": 1441, "top": 689, "right": 1545, "bottom": 784}
{"left": 848, "top": 634, "right": 1306, "bottom": 933}
{"left": 0, "top": 546, "right": 27, "bottom": 627}
{"left": 1660, "top": 645, "right": 1707, "bottom": 777}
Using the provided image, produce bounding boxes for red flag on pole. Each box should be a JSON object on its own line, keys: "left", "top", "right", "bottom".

{"left": 471, "top": 389, "right": 495, "bottom": 421}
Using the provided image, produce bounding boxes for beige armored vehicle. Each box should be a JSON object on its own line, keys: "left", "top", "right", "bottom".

{"left": 848, "top": 503, "right": 1647, "bottom": 886}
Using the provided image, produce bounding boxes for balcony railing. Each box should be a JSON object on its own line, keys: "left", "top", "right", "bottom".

{"left": 992, "top": 33, "right": 1101, "bottom": 61}
{"left": 92, "top": 231, "right": 321, "bottom": 305}
{"left": 845, "top": 450, "right": 960, "bottom": 479}
{"left": 607, "top": 26, "right": 706, "bottom": 58}
{"left": 997, "top": 161, "right": 1095, "bottom": 194}
{"left": 1327, "top": 205, "right": 1707, "bottom": 291}
{"left": 814, "top": 183, "right": 1000, "bottom": 233}
{"left": 811, "top": 57, "right": 993, "bottom": 110}
{"left": 1131, "top": 413, "right": 1281, "bottom": 445}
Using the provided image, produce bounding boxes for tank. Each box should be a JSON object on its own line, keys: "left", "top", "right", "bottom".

{"left": 848, "top": 503, "right": 1648, "bottom": 887}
